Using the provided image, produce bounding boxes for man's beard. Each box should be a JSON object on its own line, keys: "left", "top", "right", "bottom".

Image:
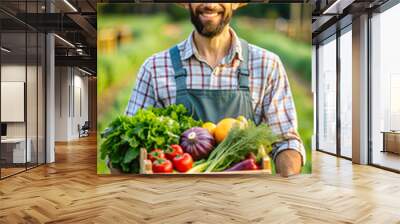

{"left": 189, "top": 5, "right": 232, "bottom": 38}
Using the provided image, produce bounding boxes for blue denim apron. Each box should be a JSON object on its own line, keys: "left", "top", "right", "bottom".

{"left": 169, "top": 39, "right": 255, "bottom": 124}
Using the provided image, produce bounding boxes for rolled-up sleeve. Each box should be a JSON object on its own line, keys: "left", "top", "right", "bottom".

{"left": 262, "top": 56, "right": 306, "bottom": 165}
{"left": 125, "top": 59, "right": 156, "bottom": 116}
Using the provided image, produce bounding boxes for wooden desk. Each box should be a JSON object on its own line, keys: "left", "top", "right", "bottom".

{"left": 382, "top": 131, "right": 400, "bottom": 154}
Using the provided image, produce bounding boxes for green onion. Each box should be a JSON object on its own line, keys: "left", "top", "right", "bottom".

{"left": 204, "top": 122, "right": 277, "bottom": 172}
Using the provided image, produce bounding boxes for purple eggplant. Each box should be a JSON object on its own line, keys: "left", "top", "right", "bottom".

{"left": 224, "top": 158, "right": 259, "bottom": 172}
{"left": 180, "top": 127, "right": 215, "bottom": 160}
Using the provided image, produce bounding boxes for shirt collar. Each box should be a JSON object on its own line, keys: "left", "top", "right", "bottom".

{"left": 181, "top": 28, "right": 244, "bottom": 64}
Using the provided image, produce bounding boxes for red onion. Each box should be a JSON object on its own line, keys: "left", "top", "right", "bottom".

{"left": 180, "top": 127, "right": 215, "bottom": 160}
{"left": 224, "top": 158, "right": 259, "bottom": 172}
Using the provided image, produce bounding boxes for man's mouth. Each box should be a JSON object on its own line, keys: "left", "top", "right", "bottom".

{"left": 200, "top": 12, "right": 219, "bottom": 18}
{"left": 198, "top": 10, "right": 223, "bottom": 19}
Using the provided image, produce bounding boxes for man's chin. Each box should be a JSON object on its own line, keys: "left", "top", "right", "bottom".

{"left": 198, "top": 23, "right": 225, "bottom": 37}
{"left": 199, "top": 30, "right": 221, "bottom": 38}
{"left": 191, "top": 13, "right": 229, "bottom": 38}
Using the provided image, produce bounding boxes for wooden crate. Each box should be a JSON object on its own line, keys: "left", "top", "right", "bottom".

{"left": 138, "top": 148, "right": 272, "bottom": 175}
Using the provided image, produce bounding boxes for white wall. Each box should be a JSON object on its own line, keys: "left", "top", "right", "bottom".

{"left": 1, "top": 63, "right": 46, "bottom": 164}
{"left": 72, "top": 73, "right": 89, "bottom": 138}
{"left": 55, "top": 66, "right": 69, "bottom": 141}
{"left": 1, "top": 65, "right": 26, "bottom": 81}
{"left": 54, "top": 67, "right": 89, "bottom": 141}
{"left": 1, "top": 65, "right": 26, "bottom": 139}
{"left": 0, "top": 65, "right": 36, "bottom": 139}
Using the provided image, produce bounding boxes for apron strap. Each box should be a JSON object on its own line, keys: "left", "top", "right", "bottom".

{"left": 238, "top": 39, "right": 250, "bottom": 90}
{"left": 169, "top": 45, "right": 187, "bottom": 90}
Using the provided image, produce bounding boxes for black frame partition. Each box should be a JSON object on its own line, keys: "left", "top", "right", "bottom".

{"left": 314, "top": 0, "right": 400, "bottom": 173}
{"left": 338, "top": 24, "right": 353, "bottom": 159}
{"left": 315, "top": 33, "right": 338, "bottom": 157}
{"left": 0, "top": 1, "right": 47, "bottom": 180}
{"left": 314, "top": 15, "right": 353, "bottom": 161}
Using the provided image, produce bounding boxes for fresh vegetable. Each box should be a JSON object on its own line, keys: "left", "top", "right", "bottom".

{"left": 202, "top": 122, "right": 217, "bottom": 135}
{"left": 236, "top": 115, "right": 249, "bottom": 128}
{"left": 149, "top": 104, "right": 203, "bottom": 133}
{"left": 100, "top": 105, "right": 202, "bottom": 173}
{"left": 165, "top": 144, "right": 184, "bottom": 160}
{"left": 180, "top": 127, "right": 215, "bottom": 160}
{"left": 214, "top": 118, "right": 240, "bottom": 143}
{"left": 152, "top": 158, "right": 173, "bottom": 173}
{"left": 204, "top": 122, "right": 277, "bottom": 172}
{"left": 148, "top": 149, "right": 165, "bottom": 162}
{"left": 172, "top": 153, "right": 193, "bottom": 172}
{"left": 193, "top": 159, "right": 206, "bottom": 166}
{"left": 256, "top": 145, "right": 268, "bottom": 162}
{"left": 246, "top": 152, "right": 257, "bottom": 162}
{"left": 186, "top": 162, "right": 209, "bottom": 173}
{"left": 224, "top": 158, "right": 259, "bottom": 171}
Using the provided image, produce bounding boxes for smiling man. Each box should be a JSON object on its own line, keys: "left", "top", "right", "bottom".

{"left": 126, "top": 3, "right": 306, "bottom": 177}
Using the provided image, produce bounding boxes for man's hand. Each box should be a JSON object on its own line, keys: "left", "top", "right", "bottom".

{"left": 275, "top": 149, "right": 302, "bottom": 177}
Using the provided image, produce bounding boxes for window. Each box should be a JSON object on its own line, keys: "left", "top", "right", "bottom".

{"left": 316, "top": 24, "right": 353, "bottom": 159}
{"left": 317, "top": 36, "right": 337, "bottom": 154}
{"left": 339, "top": 28, "right": 352, "bottom": 158}
{"left": 370, "top": 3, "right": 400, "bottom": 171}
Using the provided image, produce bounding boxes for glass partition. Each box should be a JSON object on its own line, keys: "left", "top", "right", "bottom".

{"left": 317, "top": 36, "right": 337, "bottom": 154}
{"left": 339, "top": 28, "right": 352, "bottom": 158}
{"left": 0, "top": 1, "right": 46, "bottom": 179}
{"left": 27, "top": 30, "right": 38, "bottom": 169}
{"left": 1, "top": 30, "right": 28, "bottom": 177}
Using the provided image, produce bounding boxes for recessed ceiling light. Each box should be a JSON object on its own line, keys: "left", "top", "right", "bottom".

{"left": 323, "top": 0, "right": 354, "bottom": 15}
{"left": 78, "top": 67, "right": 92, "bottom": 76}
{"left": 63, "top": 0, "right": 78, "bottom": 12}
{"left": 54, "top": 34, "right": 75, "bottom": 48}
{"left": 1, "top": 47, "right": 11, "bottom": 53}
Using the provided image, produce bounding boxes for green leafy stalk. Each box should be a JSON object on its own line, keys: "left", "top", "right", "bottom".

{"left": 205, "top": 122, "right": 277, "bottom": 172}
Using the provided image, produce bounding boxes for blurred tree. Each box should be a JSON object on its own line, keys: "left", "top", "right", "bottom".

{"left": 166, "top": 5, "right": 188, "bottom": 21}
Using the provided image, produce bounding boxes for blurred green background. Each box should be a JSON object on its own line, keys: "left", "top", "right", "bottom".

{"left": 97, "top": 3, "right": 313, "bottom": 174}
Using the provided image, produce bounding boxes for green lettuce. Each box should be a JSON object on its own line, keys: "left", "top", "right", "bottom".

{"left": 100, "top": 104, "right": 202, "bottom": 173}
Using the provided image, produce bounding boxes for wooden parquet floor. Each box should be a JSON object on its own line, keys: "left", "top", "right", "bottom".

{"left": 1, "top": 135, "right": 400, "bottom": 224}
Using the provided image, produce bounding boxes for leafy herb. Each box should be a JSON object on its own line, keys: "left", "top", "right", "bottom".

{"left": 100, "top": 104, "right": 202, "bottom": 173}
{"left": 204, "top": 122, "right": 277, "bottom": 172}
{"left": 146, "top": 104, "right": 202, "bottom": 133}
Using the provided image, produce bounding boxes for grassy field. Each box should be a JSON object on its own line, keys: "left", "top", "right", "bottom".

{"left": 97, "top": 15, "right": 312, "bottom": 174}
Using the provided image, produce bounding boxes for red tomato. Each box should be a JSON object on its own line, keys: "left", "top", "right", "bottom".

{"left": 148, "top": 149, "right": 165, "bottom": 162}
{"left": 165, "top": 144, "right": 184, "bottom": 160}
{"left": 172, "top": 153, "right": 193, "bottom": 173}
{"left": 152, "top": 158, "right": 173, "bottom": 173}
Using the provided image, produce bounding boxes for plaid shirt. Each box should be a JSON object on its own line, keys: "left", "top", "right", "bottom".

{"left": 126, "top": 29, "right": 306, "bottom": 164}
